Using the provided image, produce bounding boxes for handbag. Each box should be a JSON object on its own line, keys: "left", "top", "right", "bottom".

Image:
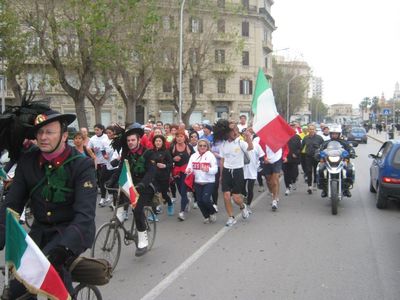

{"left": 184, "top": 172, "right": 195, "bottom": 191}
{"left": 240, "top": 141, "right": 251, "bottom": 165}
{"left": 69, "top": 256, "right": 112, "bottom": 286}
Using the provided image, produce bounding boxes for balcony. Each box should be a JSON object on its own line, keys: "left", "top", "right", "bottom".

{"left": 262, "top": 39, "right": 273, "bottom": 54}
{"left": 213, "top": 33, "right": 234, "bottom": 44}
{"left": 259, "top": 8, "right": 276, "bottom": 29}
{"left": 207, "top": 93, "right": 235, "bottom": 102}
{"left": 263, "top": 67, "right": 273, "bottom": 79}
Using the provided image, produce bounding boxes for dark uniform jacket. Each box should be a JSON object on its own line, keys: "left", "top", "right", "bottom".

{"left": 0, "top": 146, "right": 97, "bottom": 255}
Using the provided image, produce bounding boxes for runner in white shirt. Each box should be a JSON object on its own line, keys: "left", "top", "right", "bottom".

{"left": 217, "top": 120, "right": 253, "bottom": 226}
{"left": 88, "top": 123, "right": 111, "bottom": 206}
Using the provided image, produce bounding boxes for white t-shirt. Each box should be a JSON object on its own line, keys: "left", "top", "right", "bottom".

{"left": 244, "top": 142, "right": 265, "bottom": 179}
{"left": 88, "top": 134, "right": 111, "bottom": 165}
{"left": 237, "top": 123, "right": 247, "bottom": 132}
{"left": 265, "top": 145, "right": 282, "bottom": 164}
{"left": 220, "top": 137, "right": 249, "bottom": 169}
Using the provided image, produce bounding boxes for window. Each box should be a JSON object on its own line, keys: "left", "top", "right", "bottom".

{"left": 215, "top": 49, "right": 225, "bottom": 64}
{"left": 242, "top": 0, "right": 249, "bottom": 10}
{"left": 217, "top": 78, "right": 226, "bottom": 94}
{"left": 189, "top": 17, "right": 203, "bottom": 33}
{"left": 217, "top": 19, "right": 225, "bottom": 33}
{"left": 189, "top": 77, "right": 203, "bottom": 94}
{"left": 163, "top": 79, "right": 172, "bottom": 93}
{"left": 242, "top": 51, "right": 249, "bottom": 66}
{"left": 189, "top": 48, "right": 200, "bottom": 64}
{"left": 240, "top": 79, "right": 253, "bottom": 95}
{"left": 160, "top": 111, "right": 174, "bottom": 124}
{"left": 217, "top": 0, "right": 225, "bottom": 8}
{"left": 242, "top": 21, "right": 249, "bottom": 37}
{"left": 162, "top": 16, "right": 174, "bottom": 30}
{"left": 189, "top": 111, "right": 203, "bottom": 125}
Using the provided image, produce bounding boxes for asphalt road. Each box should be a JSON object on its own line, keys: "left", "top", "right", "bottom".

{"left": 93, "top": 137, "right": 400, "bottom": 300}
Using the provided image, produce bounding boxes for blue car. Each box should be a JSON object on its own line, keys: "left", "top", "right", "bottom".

{"left": 347, "top": 127, "right": 368, "bottom": 144}
{"left": 369, "top": 140, "right": 400, "bottom": 208}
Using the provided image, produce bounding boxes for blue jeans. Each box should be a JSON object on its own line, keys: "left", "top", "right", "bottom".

{"left": 176, "top": 173, "right": 189, "bottom": 212}
{"left": 194, "top": 182, "right": 216, "bottom": 218}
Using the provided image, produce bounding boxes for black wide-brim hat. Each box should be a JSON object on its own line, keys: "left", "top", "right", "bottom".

{"left": 124, "top": 122, "right": 144, "bottom": 138}
{"left": 29, "top": 110, "right": 76, "bottom": 136}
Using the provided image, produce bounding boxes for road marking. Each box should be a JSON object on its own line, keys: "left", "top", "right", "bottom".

{"left": 140, "top": 191, "right": 266, "bottom": 300}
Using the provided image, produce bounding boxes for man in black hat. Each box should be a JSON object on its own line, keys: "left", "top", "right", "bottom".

{"left": 0, "top": 109, "right": 97, "bottom": 296}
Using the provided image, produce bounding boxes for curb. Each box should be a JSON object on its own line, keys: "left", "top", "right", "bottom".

{"left": 367, "top": 135, "right": 384, "bottom": 144}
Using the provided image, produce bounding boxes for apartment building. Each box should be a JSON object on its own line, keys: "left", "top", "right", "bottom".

{"left": 1, "top": 0, "right": 276, "bottom": 127}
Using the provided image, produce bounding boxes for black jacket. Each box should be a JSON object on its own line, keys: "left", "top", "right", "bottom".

{"left": 286, "top": 134, "right": 302, "bottom": 164}
{"left": 301, "top": 134, "right": 324, "bottom": 158}
{"left": 0, "top": 146, "right": 97, "bottom": 255}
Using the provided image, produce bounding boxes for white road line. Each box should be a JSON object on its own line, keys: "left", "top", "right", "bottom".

{"left": 140, "top": 191, "right": 266, "bottom": 300}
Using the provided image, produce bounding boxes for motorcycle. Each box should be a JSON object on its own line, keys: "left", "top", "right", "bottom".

{"left": 317, "top": 141, "right": 350, "bottom": 215}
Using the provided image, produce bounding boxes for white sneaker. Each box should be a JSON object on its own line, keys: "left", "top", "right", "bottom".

{"left": 258, "top": 186, "right": 265, "bottom": 192}
{"left": 209, "top": 214, "right": 217, "bottom": 223}
{"left": 178, "top": 212, "right": 185, "bottom": 221}
{"left": 271, "top": 200, "right": 278, "bottom": 211}
{"left": 291, "top": 183, "right": 297, "bottom": 190}
{"left": 116, "top": 207, "right": 125, "bottom": 223}
{"left": 285, "top": 188, "right": 290, "bottom": 196}
{"left": 225, "top": 217, "right": 237, "bottom": 227}
{"left": 171, "top": 197, "right": 177, "bottom": 203}
{"left": 313, "top": 183, "right": 317, "bottom": 191}
{"left": 241, "top": 203, "right": 250, "bottom": 219}
{"left": 103, "top": 195, "right": 113, "bottom": 206}
{"left": 247, "top": 206, "right": 253, "bottom": 215}
{"left": 193, "top": 202, "right": 198, "bottom": 209}
{"left": 203, "top": 218, "right": 210, "bottom": 224}
{"left": 99, "top": 198, "right": 106, "bottom": 207}
{"left": 213, "top": 204, "right": 218, "bottom": 213}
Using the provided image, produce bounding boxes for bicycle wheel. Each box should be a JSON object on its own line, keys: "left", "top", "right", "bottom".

{"left": 73, "top": 283, "right": 102, "bottom": 300}
{"left": 143, "top": 207, "right": 156, "bottom": 250}
{"left": 91, "top": 222, "right": 121, "bottom": 271}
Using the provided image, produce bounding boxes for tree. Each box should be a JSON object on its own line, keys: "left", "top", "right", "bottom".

{"left": 271, "top": 57, "right": 310, "bottom": 119}
{"left": 155, "top": 0, "right": 243, "bottom": 125}
{"left": 359, "top": 97, "right": 371, "bottom": 121}
{"left": 3, "top": 0, "right": 138, "bottom": 127}
{"left": 310, "top": 96, "right": 328, "bottom": 122}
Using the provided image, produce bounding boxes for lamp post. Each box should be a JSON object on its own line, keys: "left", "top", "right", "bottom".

{"left": 286, "top": 74, "right": 301, "bottom": 122}
{"left": 178, "top": 0, "right": 186, "bottom": 123}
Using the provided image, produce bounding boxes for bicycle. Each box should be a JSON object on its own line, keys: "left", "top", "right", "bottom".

{"left": 1, "top": 257, "right": 104, "bottom": 300}
{"left": 91, "top": 187, "right": 157, "bottom": 271}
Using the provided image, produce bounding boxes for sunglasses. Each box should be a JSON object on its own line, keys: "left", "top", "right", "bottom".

{"left": 198, "top": 144, "right": 208, "bottom": 148}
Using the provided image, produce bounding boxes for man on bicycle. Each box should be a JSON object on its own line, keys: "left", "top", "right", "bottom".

{"left": 0, "top": 109, "right": 97, "bottom": 297}
{"left": 109, "top": 123, "right": 156, "bottom": 257}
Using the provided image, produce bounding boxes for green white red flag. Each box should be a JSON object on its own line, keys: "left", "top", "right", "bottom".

{"left": 252, "top": 68, "right": 295, "bottom": 152}
{"left": 118, "top": 159, "right": 139, "bottom": 208}
{"left": 5, "top": 208, "right": 70, "bottom": 300}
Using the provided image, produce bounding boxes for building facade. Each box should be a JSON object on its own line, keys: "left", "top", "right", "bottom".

{"left": 1, "top": 0, "right": 276, "bottom": 128}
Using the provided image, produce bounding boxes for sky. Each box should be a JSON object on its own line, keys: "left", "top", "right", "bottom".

{"left": 271, "top": 0, "right": 400, "bottom": 107}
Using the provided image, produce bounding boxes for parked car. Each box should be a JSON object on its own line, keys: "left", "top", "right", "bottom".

{"left": 369, "top": 140, "right": 400, "bottom": 208}
{"left": 347, "top": 127, "right": 367, "bottom": 144}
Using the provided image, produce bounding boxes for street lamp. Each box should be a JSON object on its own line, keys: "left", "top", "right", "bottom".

{"left": 178, "top": 0, "right": 186, "bottom": 123}
{"left": 286, "top": 74, "right": 301, "bottom": 122}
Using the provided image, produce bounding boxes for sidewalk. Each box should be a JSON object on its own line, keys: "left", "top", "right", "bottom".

{"left": 366, "top": 130, "right": 400, "bottom": 144}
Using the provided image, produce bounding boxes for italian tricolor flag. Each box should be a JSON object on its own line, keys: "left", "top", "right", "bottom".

{"left": 252, "top": 68, "right": 295, "bottom": 152}
{"left": 118, "top": 159, "right": 139, "bottom": 208}
{"left": 5, "top": 208, "right": 70, "bottom": 300}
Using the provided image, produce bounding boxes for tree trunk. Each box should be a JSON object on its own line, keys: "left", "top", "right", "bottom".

{"left": 125, "top": 96, "right": 137, "bottom": 125}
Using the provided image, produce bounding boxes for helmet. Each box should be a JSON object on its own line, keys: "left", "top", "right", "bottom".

{"left": 329, "top": 125, "right": 342, "bottom": 135}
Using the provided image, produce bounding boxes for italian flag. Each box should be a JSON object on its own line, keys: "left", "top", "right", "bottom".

{"left": 118, "top": 159, "right": 139, "bottom": 208}
{"left": 252, "top": 68, "right": 295, "bottom": 152}
{"left": 5, "top": 208, "right": 70, "bottom": 300}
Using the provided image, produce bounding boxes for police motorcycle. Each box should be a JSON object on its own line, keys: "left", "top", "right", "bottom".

{"left": 317, "top": 141, "right": 355, "bottom": 215}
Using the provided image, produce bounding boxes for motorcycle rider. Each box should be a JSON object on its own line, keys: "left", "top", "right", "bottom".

{"left": 317, "top": 125, "right": 355, "bottom": 198}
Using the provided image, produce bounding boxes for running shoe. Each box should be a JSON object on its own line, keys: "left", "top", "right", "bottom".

{"left": 203, "top": 218, "right": 210, "bottom": 224}
{"left": 307, "top": 186, "right": 312, "bottom": 194}
{"left": 178, "top": 211, "right": 185, "bottom": 221}
{"left": 213, "top": 204, "right": 219, "bottom": 213}
{"left": 258, "top": 186, "right": 265, "bottom": 192}
{"left": 271, "top": 199, "right": 278, "bottom": 211}
{"left": 193, "top": 202, "right": 198, "bottom": 209}
{"left": 241, "top": 203, "right": 250, "bottom": 219}
{"left": 291, "top": 183, "right": 297, "bottom": 190}
{"left": 285, "top": 188, "right": 290, "bottom": 196}
{"left": 225, "top": 216, "right": 237, "bottom": 227}
{"left": 209, "top": 214, "right": 217, "bottom": 223}
{"left": 147, "top": 214, "right": 159, "bottom": 222}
